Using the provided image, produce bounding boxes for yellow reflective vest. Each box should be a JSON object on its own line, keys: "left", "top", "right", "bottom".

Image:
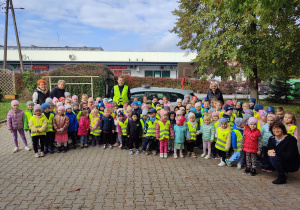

{"left": 158, "top": 120, "right": 170, "bottom": 140}
{"left": 118, "top": 118, "right": 129, "bottom": 136}
{"left": 113, "top": 85, "right": 129, "bottom": 106}
{"left": 287, "top": 125, "right": 297, "bottom": 136}
{"left": 187, "top": 121, "right": 197, "bottom": 141}
{"left": 90, "top": 117, "right": 101, "bottom": 136}
{"left": 215, "top": 127, "right": 231, "bottom": 152}
{"left": 44, "top": 113, "right": 54, "bottom": 132}
{"left": 232, "top": 129, "right": 243, "bottom": 152}
{"left": 146, "top": 119, "right": 158, "bottom": 137}
{"left": 30, "top": 115, "right": 47, "bottom": 136}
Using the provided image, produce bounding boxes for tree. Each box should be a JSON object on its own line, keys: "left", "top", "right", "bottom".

{"left": 171, "top": 0, "right": 300, "bottom": 102}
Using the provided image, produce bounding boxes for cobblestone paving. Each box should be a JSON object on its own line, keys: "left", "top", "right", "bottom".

{"left": 0, "top": 124, "right": 300, "bottom": 209}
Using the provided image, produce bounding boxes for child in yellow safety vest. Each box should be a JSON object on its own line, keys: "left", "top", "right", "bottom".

{"left": 117, "top": 111, "right": 129, "bottom": 149}
{"left": 186, "top": 113, "right": 199, "bottom": 158}
{"left": 41, "top": 103, "right": 55, "bottom": 154}
{"left": 283, "top": 112, "right": 298, "bottom": 141}
{"left": 29, "top": 104, "right": 47, "bottom": 158}
{"left": 211, "top": 112, "right": 220, "bottom": 158}
{"left": 215, "top": 118, "right": 232, "bottom": 166}
{"left": 155, "top": 112, "right": 174, "bottom": 158}
{"left": 90, "top": 109, "right": 101, "bottom": 147}
{"left": 24, "top": 101, "right": 34, "bottom": 142}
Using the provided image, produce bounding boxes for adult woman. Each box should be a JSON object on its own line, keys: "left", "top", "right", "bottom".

{"left": 267, "top": 121, "right": 299, "bottom": 184}
{"left": 50, "top": 80, "right": 66, "bottom": 99}
{"left": 32, "top": 80, "right": 50, "bottom": 105}
{"left": 206, "top": 82, "right": 224, "bottom": 105}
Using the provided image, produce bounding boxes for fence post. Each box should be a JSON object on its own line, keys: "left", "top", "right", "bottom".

{"left": 49, "top": 76, "right": 52, "bottom": 91}
{"left": 91, "top": 77, "right": 94, "bottom": 99}
{"left": 12, "top": 70, "right": 16, "bottom": 94}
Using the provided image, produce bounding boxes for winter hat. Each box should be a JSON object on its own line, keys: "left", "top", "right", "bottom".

{"left": 195, "top": 102, "right": 201, "bottom": 108}
{"left": 208, "top": 108, "right": 215, "bottom": 113}
{"left": 245, "top": 109, "right": 254, "bottom": 116}
{"left": 45, "top": 97, "right": 53, "bottom": 104}
{"left": 72, "top": 102, "right": 79, "bottom": 108}
{"left": 57, "top": 102, "right": 63, "bottom": 107}
{"left": 212, "top": 111, "right": 219, "bottom": 117}
{"left": 188, "top": 113, "right": 195, "bottom": 119}
{"left": 132, "top": 101, "right": 139, "bottom": 106}
{"left": 226, "top": 100, "right": 234, "bottom": 106}
{"left": 142, "top": 109, "right": 148, "bottom": 116}
{"left": 236, "top": 101, "right": 243, "bottom": 106}
{"left": 137, "top": 101, "right": 142, "bottom": 106}
{"left": 103, "top": 98, "right": 108, "bottom": 102}
{"left": 203, "top": 108, "right": 209, "bottom": 113}
{"left": 148, "top": 108, "right": 157, "bottom": 113}
{"left": 184, "top": 94, "right": 190, "bottom": 99}
{"left": 105, "top": 104, "right": 113, "bottom": 108}
{"left": 189, "top": 107, "right": 197, "bottom": 114}
{"left": 266, "top": 106, "right": 275, "bottom": 113}
{"left": 34, "top": 104, "right": 42, "bottom": 112}
{"left": 80, "top": 102, "right": 87, "bottom": 107}
{"left": 176, "top": 110, "right": 182, "bottom": 115}
{"left": 41, "top": 103, "right": 50, "bottom": 112}
{"left": 141, "top": 105, "right": 147, "bottom": 110}
{"left": 176, "top": 116, "right": 186, "bottom": 126}
{"left": 98, "top": 102, "right": 105, "bottom": 108}
{"left": 58, "top": 105, "right": 65, "bottom": 111}
{"left": 219, "top": 118, "right": 228, "bottom": 123}
{"left": 118, "top": 111, "right": 124, "bottom": 116}
{"left": 254, "top": 104, "right": 264, "bottom": 112}
{"left": 182, "top": 99, "right": 187, "bottom": 104}
{"left": 243, "top": 113, "right": 252, "bottom": 123}
{"left": 11, "top": 100, "right": 19, "bottom": 107}
{"left": 235, "top": 118, "right": 243, "bottom": 128}
{"left": 64, "top": 92, "right": 71, "bottom": 98}
{"left": 164, "top": 106, "right": 170, "bottom": 110}
{"left": 59, "top": 97, "right": 65, "bottom": 102}
{"left": 65, "top": 104, "right": 72, "bottom": 110}
{"left": 267, "top": 114, "right": 276, "bottom": 121}
{"left": 72, "top": 95, "right": 78, "bottom": 100}
{"left": 192, "top": 96, "right": 197, "bottom": 101}
{"left": 202, "top": 97, "right": 207, "bottom": 101}
{"left": 159, "top": 100, "right": 163, "bottom": 104}
{"left": 52, "top": 97, "right": 59, "bottom": 103}
{"left": 26, "top": 101, "right": 34, "bottom": 106}
{"left": 176, "top": 99, "right": 182, "bottom": 103}
{"left": 224, "top": 105, "right": 233, "bottom": 112}
{"left": 259, "top": 110, "right": 267, "bottom": 119}
{"left": 249, "top": 98, "right": 256, "bottom": 104}
{"left": 132, "top": 112, "right": 139, "bottom": 118}
{"left": 248, "top": 117, "right": 257, "bottom": 125}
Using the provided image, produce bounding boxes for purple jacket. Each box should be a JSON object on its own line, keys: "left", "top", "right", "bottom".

{"left": 7, "top": 109, "right": 25, "bottom": 130}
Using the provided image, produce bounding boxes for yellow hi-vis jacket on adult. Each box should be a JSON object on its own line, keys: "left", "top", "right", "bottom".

{"left": 187, "top": 121, "right": 198, "bottom": 140}
{"left": 118, "top": 118, "right": 129, "bottom": 136}
{"left": 113, "top": 85, "right": 129, "bottom": 106}
{"left": 287, "top": 125, "right": 297, "bottom": 136}
{"left": 146, "top": 119, "right": 158, "bottom": 137}
{"left": 232, "top": 129, "right": 243, "bottom": 152}
{"left": 158, "top": 120, "right": 170, "bottom": 140}
{"left": 29, "top": 115, "right": 47, "bottom": 136}
{"left": 215, "top": 127, "right": 231, "bottom": 152}
{"left": 90, "top": 117, "right": 101, "bottom": 136}
{"left": 44, "top": 113, "right": 54, "bottom": 132}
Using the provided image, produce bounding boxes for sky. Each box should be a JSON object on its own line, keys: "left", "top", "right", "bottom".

{"left": 0, "top": 0, "right": 183, "bottom": 52}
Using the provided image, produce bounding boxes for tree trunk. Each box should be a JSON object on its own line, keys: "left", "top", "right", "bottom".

{"left": 249, "top": 66, "right": 259, "bottom": 103}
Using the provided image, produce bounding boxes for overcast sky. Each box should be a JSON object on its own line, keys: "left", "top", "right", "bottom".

{"left": 0, "top": 0, "right": 182, "bottom": 51}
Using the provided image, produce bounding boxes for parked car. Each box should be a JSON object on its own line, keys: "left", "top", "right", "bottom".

{"left": 235, "top": 83, "right": 249, "bottom": 94}
{"left": 258, "top": 84, "right": 270, "bottom": 95}
{"left": 130, "top": 85, "right": 194, "bottom": 107}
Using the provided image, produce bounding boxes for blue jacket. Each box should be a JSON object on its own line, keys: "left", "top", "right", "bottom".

{"left": 133, "top": 108, "right": 142, "bottom": 115}
{"left": 173, "top": 125, "right": 187, "bottom": 144}
{"left": 195, "top": 111, "right": 202, "bottom": 119}
{"left": 261, "top": 123, "right": 273, "bottom": 147}
{"left": 65, "top": 112, "right": 78, "bottom": 132}
{"left": 231, "top": 124, "right": 244, "bottom": 149}
{"left": 100, "top": 115, "right": 115, "bottom": 131}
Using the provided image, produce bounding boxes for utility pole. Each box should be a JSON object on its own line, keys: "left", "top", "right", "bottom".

{"left": 3, "top": 0, "right": 9, "bottom": 70}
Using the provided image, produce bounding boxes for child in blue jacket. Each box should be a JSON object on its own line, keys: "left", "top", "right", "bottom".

{"left": 65, "top": 104, "right": 78, "bottom": 149}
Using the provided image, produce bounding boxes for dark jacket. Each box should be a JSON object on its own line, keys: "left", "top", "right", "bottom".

{"left": 267, "top": 135, "right": 300, "bottom": 173}
{"left": 33, "top": 87, "right": 50, "bottom": 105}
{"left": 50, "top": 87, "right": 65, "bottom": 99}
{"left": 127, "top": 119, "right": 143, "bottom": 138}
{"left": 100, "top": 115, "right": 115, "bottom": 132}
{"left": 207, "top": 88, "right": 224, "bottom": 104}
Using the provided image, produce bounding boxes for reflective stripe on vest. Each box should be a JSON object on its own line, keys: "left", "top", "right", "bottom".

{"left": 90, "top": 117, "right": 101, "bottom": 136}
{"left": 146, "top": 119, "right": 158, "bottom": 137}
{"left": 158, "top": 120, "right": 170, "bottom": 140}
{"left": 287, "top": 125, "right": 296, "bottom": 136}
{"left": 215, "top": 127, "right": 230, "bottom": 151}
{"left": 30, "top": 115, "right": 46, "bottom": 136}
{"left": 113, "top": 85, "right": 129, "bottom": 106}
{"left": 118, "top": 118, "right": 128, "bottom": 136}
{"left": 187, "top": 121, "right": 197, "bottom": 140}
{"left": 232, "top": 129, "right": 243, "bottom": 152}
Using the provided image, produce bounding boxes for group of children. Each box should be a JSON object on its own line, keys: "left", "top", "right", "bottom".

{"left": 7, "top": 92, "right": 298, "bottom": 176}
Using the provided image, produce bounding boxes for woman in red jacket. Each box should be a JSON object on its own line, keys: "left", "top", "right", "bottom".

{"left": 241, "top": 117, "right": 262, "bottom": 176}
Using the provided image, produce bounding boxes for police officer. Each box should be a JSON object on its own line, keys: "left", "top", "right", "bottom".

{"left": 111, "top": 76, "right": 130, "bottom": 108}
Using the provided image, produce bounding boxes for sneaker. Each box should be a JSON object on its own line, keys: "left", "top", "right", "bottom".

{"left": 113, "top": 142, "right": 119, "bottom": 147}
{"left": 35, "top": 153, "right": 40, "bottom": 158}
{"left": 91, "top": 141, "right": 95, "bottom": 147}
{"left": 136, "top": 149, "right": 140, "bottom": 155}
{"left": 96, "top": 143, "right": 100, "bottom": 147}
{"left": 80, "top": 143, "right": 84, "bottom": 148}
{"left": 13, "top": 147, "right": 19, "bottom": 153}
{"left": 62, "top": 147, "right": 67, "bottom": 153}
{"left": 237, "top": 163, "right": 242, "bottom": 169}
{"left": 164, "top": 153, "right": 167, "bottom": 158}
{"left": 145, "top": 151, "right": 149, "bottom": 155}
{"left": 84, "top": 144, "right": 88, "bottom": 148}
{"left": 201, "top": 153, "right": 206, "bottom": 158}
{"left": 180, "top": 153, "right": 184, "bottom": 158}
{"left": 244, "top": 167, "right": 251, "bottom": 173}
{"left": 153, "top": 151, "right": 157, "bottom": 156}
{"left": 109, "top": 144, "right": 113, "bottom": 149}
{"left": 160, "top": 153, "right": 164, "bottom": 158}
{"left": 49, "top": 149, "right": 54, "bottom": 154}
{"left": 119, "top": 143, "right": 122, "bottom": 148}
{"left": 218, "top": 161, "right": 226, "bottom": 167}
{"left": 43, "top": 148, "right": 48, "bottom": 154}
{"left": 191, "top": 152, "right": 197, "bottom": 158}
{"left": 24, "top": 146, "right": 31, "bottom": 151}
{"left": 57, "top": 147, "right": 62, "bottom": 153}
{"left": 174, "top": 154, "right": 178, "bottom": 159}
{"left": 129, "top": 150, "right": 133, "bottom": 155}
{"left": 250, "top": 168, "right": 257, "bottom": 176}
{"left": 204, "top": 155, "right": 211, "bottom": 159}
{"left": 103, "top": 144, "right": 106, "bottom": 149}
{"left": 187, "top": 152, "right": 191, "bottom": 157}
{"left": 225, "top": 159, "right": 232, "bottom": 167}
{"left": 40, "top": 152, "right": 45, "bottom": 157}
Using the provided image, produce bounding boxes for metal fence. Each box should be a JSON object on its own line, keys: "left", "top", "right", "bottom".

{"left": 0, "top": 69, "right": 16, "bottom": 94}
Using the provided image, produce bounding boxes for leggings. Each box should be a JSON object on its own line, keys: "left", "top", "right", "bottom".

{"left": 202, "top": 141, "right": 212, "bottom": 156}
{"left": 12, "top": 129, "right": 27, "bottom": 147}
{"left": 32, "top": 135, "right": 45, "bottom": 153}
{"left": 68, "top": 131, "right": 77, "bottom": 147}
{"left": 103, "top": 132, "right": 112, "bottom": 144}
{"left": 159, "top": 138, "right": 168, "bottom": 154}
{"left": 246, "top": 152, "right": 258, "bottom": 169}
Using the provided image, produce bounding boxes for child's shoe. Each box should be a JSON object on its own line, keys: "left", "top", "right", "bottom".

{"left": 153, "top": 151, "right": 157, "bottom": 156}
{"left": 119, "top": 143, "right": 122, "bottom": 148}
{"left": 187, "top": 152, "right": 191, "bottom": 157}
{"left": 237, "top": 163, "right": 242, "bottom": 169}
{"left": 103, "top": 144, "right": 107, "bottom": 149}
{"left": 35, "top": 153, "right": 40, "bottom": 158}
{"left": 40, "top": 152, "right": 45, "bottom": 157}
{"left": 96, "top": 143, "right": 100, "bottom": 147}
{"left": 62, "top": 146, "right": 67, "bottom": 153}
{"left": 57, "top": 147, "right": 62, "bottom": 153}
{"left": 136, "top": 149, "right": 140, "bottom": 155}
{"left": 24, "top": 146, "right": 31, "bottom": 151}
{"left": 84, "top": 144, "right": 88, "bottom": 148}
{"left": 225, "top": 159, "right": 232, "bottom": 167}
{"left": 244, "top": 167, "right": 251, "bottom": 173}
{"left": 91, "top": 141, "right": 95, "bottom": 147}
{"left": 13, "top": 147, "right": 19, "bottom": 153}
{"left": 109, "top": 144, "right": 113, "bottom": 149}
{"left": 113, "top": 142, "right": 119, "bottom": 147}
{"left": 164, "top": 153, "right": 167, "bottom": 158}
{"left": 145, "top": 151, "right": 149, "bottom": 155}
{"left": 180, "top": 153, "right": 184, "bottom": 158}
{"left": 218, "top": 160, "right": 226, "bottom": 166}
{"left": 191, "top": 152, "right": 197, "bottom": 158}
{"left": 49, "top": 148, "right": 54, "bottom": 154}
{"left": 80, "top": 143, "right": 84, "bottom": 148}
{"left": 174, "top": 153, "right": 178, "bottom": 159}
{"left": 129, "top": 150, "right": 133, "bottom": 155}
{"left": 204, "top": 155, "right": 211, "bottom": 159}
{"left": 160, "top": 153, "right": 164, "bottom": 158}
{"left": 43, "top": 148, "right": 48, "bottom": 154}
{"left": 201, "top": 153, "right": 206, "bottom": 158}
{"left": 250, "top": 168, "right": 257, "bottom": 176}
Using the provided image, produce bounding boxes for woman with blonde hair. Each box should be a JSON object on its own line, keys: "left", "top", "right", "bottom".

{"left": 50, "top": 80, "right": 66, "bottom": 99}
{"left": 206, "top": 81, "right": 224, "bottom": 105}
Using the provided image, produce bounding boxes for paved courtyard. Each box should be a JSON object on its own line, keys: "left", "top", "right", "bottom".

{"left": 0, "top": 123, "right": 300, "bottom": 210}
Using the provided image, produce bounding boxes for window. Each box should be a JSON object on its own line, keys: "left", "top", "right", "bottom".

{"left": 162, "top": 71, "right": 170, "bottom": 78}
{"left": 145, "top": 71, "right": 153, "bottom": 77}
{"left": 144, "top": 70, "right": 170, "bottom": 78}
{"left": 130, "top": 92, "right": 145, "bottom": 103}
{"left": 169, "top": 93, "right": 184, "bottom": 102}
{"left": 148, "top": 92, "right": 168, "bottom": 101}
{"left": 154, "top": 71, "right": 161, "bottom": 78}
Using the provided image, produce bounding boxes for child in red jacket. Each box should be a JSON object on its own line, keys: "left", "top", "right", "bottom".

{"left": 241, "top": 117, "right": 262, "bottom": 176}
{"left": 78, "top": 110, "right": 90, "bottom": 148}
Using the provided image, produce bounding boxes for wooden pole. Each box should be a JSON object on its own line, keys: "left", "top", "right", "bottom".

{"left": 91, "top": 77, "right": 94, "bottom": 99}
{"left": 12, "top": 70, "right": 16, "bottom": 94}
{"left": 3, "top": 0, "right": 9, "bottom": 70}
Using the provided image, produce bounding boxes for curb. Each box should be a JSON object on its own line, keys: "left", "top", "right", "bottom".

{"left": 0, "top": 120, "right": 7, "bottom": 124}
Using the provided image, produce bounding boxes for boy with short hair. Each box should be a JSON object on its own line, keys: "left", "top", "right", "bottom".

{"left": 117, "top": 111, "right": 129, "bottom": 149}
{"left": 142, "top": 108, "right": 159, "bottom": 155}
{"left": 100, "top": 108, "right": 115, "bottom": 149}
{"left": 65, "top": 104, "right": 78, "bottom": 149}
{"left": 276, "top": 107, "right": 284, "bottom": 122}
{"left": 41, "top": 103, "right": 55, "bottom": 154}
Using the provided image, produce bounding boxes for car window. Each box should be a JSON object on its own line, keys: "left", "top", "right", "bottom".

{"left": 130, "top": 92, "right": 145, "bottom": 102}
{"left": 148, "top": 92, "right": 167, "bottom": 101}
{"left": 169, "top": 93, "right": 184, "bottom": 102}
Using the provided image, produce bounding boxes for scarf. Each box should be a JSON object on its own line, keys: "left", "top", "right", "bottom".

{"left": 149, "top": 116, "right": 156, "bottom": 123}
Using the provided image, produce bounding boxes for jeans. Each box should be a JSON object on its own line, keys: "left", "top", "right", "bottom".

{"left": 142, "top": 137, "right": 158, "bottom": 152}
{"left": 269, "top": 155, "right": 285, "bottom": 174}
{"left": 80, "top": 135, "right": 88, "bottom": 145}
{"left": 228, "top": 151, "right": 245, "bottom": 164}
{"left": 129, "top": 137, "right": 140, "bottom": 150}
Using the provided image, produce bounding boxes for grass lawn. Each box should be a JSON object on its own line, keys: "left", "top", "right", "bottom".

{"left": 0, "top": 99, "right": 27, "bottom": 121}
